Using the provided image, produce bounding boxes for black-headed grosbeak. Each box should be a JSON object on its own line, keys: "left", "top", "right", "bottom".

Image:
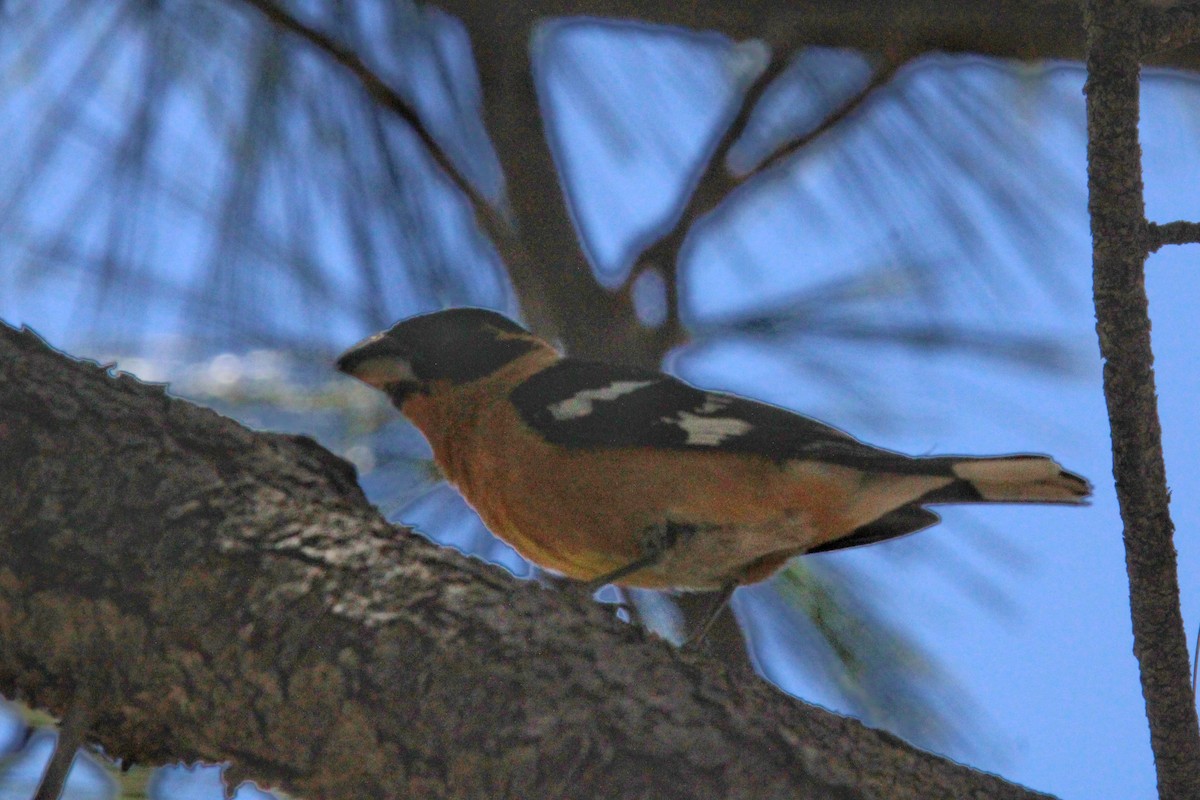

{"left": 337, "top": 308, "right": 1090, "bottom": 632}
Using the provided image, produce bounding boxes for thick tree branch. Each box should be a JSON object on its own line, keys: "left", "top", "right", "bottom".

{"left": 0, "top": 324, "right": 1059, "bottom": 800}
{"left": 439, "top": 0, "right": 1086, "bottom": 63}
{"left": 432, "top": 0, "right": 1200, "bottom": 75}
{"left": 470, "top": 25, "right": 684, "bottom": 365}
{"left": 1083, "top": 2, "right": 1200, "bottom": 798}
{"left": 1141, "top": 2, "right": 1200, "bottom": 56}
{"left": 1146, "top": 220, "right": 1200, "bottom": 252}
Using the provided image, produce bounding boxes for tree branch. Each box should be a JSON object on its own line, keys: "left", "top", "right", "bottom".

{"left": 0, "top": 323, "right": 1060, "bottom": 800}
{"left": 469, "top": 23, "right": 684, "bottom": 366}
{"left": 739, "top": 57, "right": 900, "bottom": 183}
{"left": 627, "top": 53, "right": 790, "bottom": 333}
{"left": 32, "top": 693, "right": 95, "bottom": 800}
{"left": 232, "top": 0, "right": 511, "bottom": 241}
{"left": 1140, "top": 2, "right": 1200, "bottom": 56}
{"left": 239, "top": 1, "right": 688, "bottom": 367}
{"left": 1146, "top": 220, "right": 1200, "bottom": 252}
{"left": 1083, "top": 2, "right": 1200, "bottom": 797}
{"left": 439, "top": 0, "right": 1086, "bottom": 60}
{"left": 626, "top": 50, "right": 896, "bottom": 344}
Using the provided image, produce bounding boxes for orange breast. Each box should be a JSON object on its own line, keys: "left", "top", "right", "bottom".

{"left": 402, "top": 370, "right": 863, "bottom": 590}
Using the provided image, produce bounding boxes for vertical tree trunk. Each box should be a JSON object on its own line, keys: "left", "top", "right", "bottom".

{"left": 1084, "top": 2, "right": 1200, "bottom": 797}
{"left": 469, "top": 15, "right": 680, "bottom": 365}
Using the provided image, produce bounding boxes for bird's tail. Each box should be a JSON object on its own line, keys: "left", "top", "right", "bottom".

{"left": 924, "top": 455, "right": 1092, "bottom": 505}
{"left": 808, "top": 454, "right": 1090, "bottom": 555}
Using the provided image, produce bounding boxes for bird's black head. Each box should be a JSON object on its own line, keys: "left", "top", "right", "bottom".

{"left": 337, "top": 308, "right": 540, "bottom": 402}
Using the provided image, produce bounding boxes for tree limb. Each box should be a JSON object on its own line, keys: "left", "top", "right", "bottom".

{"left": 469, "top": 23, "right": 685, "bottom": 365}
{"left": 437, "top": 0, "right": 1090, "bottom": 64}
{"left": 625, "top": 49, "right": 895, "bottom": 346}
{"left": 1083, "top": 2, "right": 1200, "bottom": 797}
{"left": 232, "top": 0, "right": 512, "bottom": 242}
{"left": 0, "top": 323, "right": 1060, "bottom": 800}
{"left": 739, "top": 58, "right": 900, "bottom": 183}
{"left": 236, "top": 0, "right": 687, "bottom": 365}
{"left": 32, "top": 692, "right": 95, "bottom": 800}
{"left": 1146, "top": 220, "right": 1200, "bottom": 252}
{"left": 1140, "top": 2, "right": 1200, "bottom": 56}
{"left": 627, "top": 52, "right": 790, "bottom": 333}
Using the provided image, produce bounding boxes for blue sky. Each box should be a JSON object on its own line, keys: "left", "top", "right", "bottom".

{"left": 4, "top": 11, "right": 1200, "bottom": 799}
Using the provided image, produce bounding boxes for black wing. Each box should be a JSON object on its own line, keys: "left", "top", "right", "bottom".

{"left": 806, "top": 505, "right": 942, "bottom": 553}
{"left": 510, "top": 359, "right": 912, "bottom": 468}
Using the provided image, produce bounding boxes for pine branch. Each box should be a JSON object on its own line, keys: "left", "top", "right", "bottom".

{"left": 626, "top": 50, "right": 899, "bottom": 336}
{"left": 627, "top": 51, "right": 788, "bottom": 331}
{"left": 737, "top": 56, "right": 900, "bottom": 182}
{"left": 233, "top": 0, "right": 511, "bottom": 240}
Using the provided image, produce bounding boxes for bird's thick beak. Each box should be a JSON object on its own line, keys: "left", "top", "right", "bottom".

{"left": 336, "top": 333, "right": 417, "bottom": 391}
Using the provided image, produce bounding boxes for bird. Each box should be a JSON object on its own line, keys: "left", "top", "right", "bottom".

{"left": 337, "top": 307, "right": 1090, "bottom": 639}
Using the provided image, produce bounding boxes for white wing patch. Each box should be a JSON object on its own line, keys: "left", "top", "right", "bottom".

{"left": 660, "top": 394, "right": 753, "bottom": 445}
{"left": 695, "top": 395, "right": 731, "bottom": 414}
{"left": 669, "top": 412, "right": 754, "bottom": 445}
{"left": 547, "top": 380, "right": 654, "bottom": 420}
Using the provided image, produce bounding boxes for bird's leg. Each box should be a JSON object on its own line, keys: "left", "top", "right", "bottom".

{"left": 612, "top": 586, "right": 643, "bottom": 626}
{"left": 682, "top": 582, "right": 737, "bottom": 650}
{"left": 583, "top": 520, "right": 696, "bottom": 593}
{"left": 32, "top": 685, "right": 97, "bottom": 800}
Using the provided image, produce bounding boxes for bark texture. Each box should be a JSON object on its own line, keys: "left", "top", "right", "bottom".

{"left": 1084, "top": 1, "right": 1200, "bottom": 797}
{"left": 0, "top": 324, "right": 1056, "bottom": 799}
